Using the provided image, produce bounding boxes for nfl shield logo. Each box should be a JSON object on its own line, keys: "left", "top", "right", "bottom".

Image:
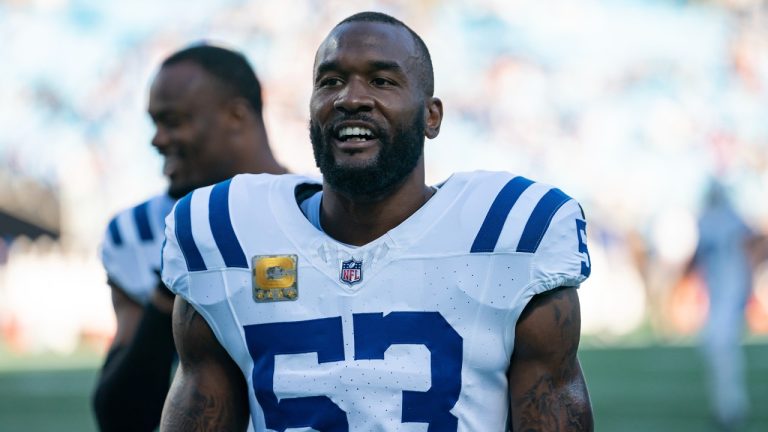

{"left": 340, "top": 259, "right": 363, "bottom": 285}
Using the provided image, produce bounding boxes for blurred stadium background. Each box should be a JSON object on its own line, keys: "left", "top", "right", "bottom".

{"left": 1, "top": 0, "right": 767, "bottom": 430}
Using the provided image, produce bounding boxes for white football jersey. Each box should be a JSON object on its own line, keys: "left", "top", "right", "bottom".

{"left": 101, "top": 193, "right": 175, "bottom": 304}
{"left": 162, "top": 171, "right": 591, "bottom": 431}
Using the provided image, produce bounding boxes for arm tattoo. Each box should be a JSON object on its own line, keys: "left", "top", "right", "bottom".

{"left": 166, "top": 301, "right": 246, "bottom": 431}
{"left": 538, "top": 288, "right": 580, "bottom": 371}
{"left": 515, "top": 374, "right": 588, "bottom": 432}
{"left": 554, "top": 290, "right": 580, "bottom": 370}
{"left": 513, "top": 288, "right": 591, "bottom": 431}
{"left": 548, "top": 288, "right": 577, "bottom": 342}
{"left": 164, "top": 385, "right": 238, "bottom": 431}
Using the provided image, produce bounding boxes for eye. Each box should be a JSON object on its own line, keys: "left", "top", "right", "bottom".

{"left": 163, "top": 115, "right": 184, "bottom": 128}
{"left": 318, "top": 77, "right": 343, "bottom": 88}
{"left": 371, "top": 77, "right": 395, "bottom": 87}
{"left": 153, "top": 112, "right": 184, "bottom": 129}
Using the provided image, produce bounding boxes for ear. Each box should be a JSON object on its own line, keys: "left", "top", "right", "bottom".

{"left": 224, "top": 98, "right": 253, "bottom": 130}
{"left": 424, "top": 97, "right": 443, "bottom": 139}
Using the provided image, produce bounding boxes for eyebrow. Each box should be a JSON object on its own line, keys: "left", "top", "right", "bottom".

{"left": 367, "top": 60, "right": 404, "bottom": 73}
{"left": 315, "top": 59, "right": 405, "bottom": 79}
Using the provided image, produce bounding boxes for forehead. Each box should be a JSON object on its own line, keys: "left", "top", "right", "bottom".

{"left": 314, "top": 21, "right": 418, "bottom": 73}
{"left": 149, "top": 61, "right": 218, "bottom": 109}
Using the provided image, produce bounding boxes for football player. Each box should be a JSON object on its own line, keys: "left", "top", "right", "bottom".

{"left": 161, "top": 12, "right": 593, "bottom": 431}
{"left": 93, "top": 44, "right": 286, "bottom": 431}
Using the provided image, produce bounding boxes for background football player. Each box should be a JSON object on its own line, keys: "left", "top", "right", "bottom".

{"left": 93, "top": 44, "right": 286, "bottom": 431}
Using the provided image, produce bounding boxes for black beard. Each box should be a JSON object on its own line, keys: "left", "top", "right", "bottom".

{"left": 309, "top": 110, "right": 425, "bottom": 200}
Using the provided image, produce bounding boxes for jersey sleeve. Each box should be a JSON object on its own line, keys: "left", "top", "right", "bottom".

{"left": 161, "top": 177, "right": 254, "bottom": 301}
{"left": 527, "top": 198, "right": 591, "bottom": 295}
{"left": 160, "top": 200, "right": 191, "bottom": 299}
{"left": 100, "top": 214, "right": 157, "bottom": 305}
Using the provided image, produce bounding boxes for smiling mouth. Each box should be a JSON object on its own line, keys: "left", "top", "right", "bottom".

{"left": 335, "top": 126, "right": 377, "bottom": 142}
{"left": 163, "top": 154, "right": 181, "bottom": 177}
{"left": 330, "top": 126, "right": 380, "bottom": 155}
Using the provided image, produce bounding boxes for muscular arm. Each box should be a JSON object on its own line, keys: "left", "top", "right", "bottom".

{"left": 161, "top": 297, "right": 249, "bottom": 431}
{"left": 508, "top": 287, "right": 593, "bottom": 431}
{"left": 92, "top": 282, "right": 176, "bottom": 431}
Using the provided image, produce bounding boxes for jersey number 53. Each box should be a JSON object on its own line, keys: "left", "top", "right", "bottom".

{"left": 244, "top": 312, "right": 463, "bottom": 431}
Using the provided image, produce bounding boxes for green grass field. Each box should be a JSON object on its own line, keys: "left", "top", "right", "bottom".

{"left": 580, "top": 343, "right": 768, "bottom": 431}
{"left": 0, "top": 343, "right": 766, "bottom": 431}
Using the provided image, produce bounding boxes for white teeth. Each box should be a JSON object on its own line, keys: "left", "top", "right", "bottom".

{"left": 338, "top": 126, "right": 373, "bottom": 138}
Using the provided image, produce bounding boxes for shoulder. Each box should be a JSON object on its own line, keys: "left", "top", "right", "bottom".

{"left": 101, "top": 193, "right": 173, "bottom": 302}
{"left": 103, "top": 193, "right": 173, "bottom": 249}
{"left": 161, "top": 174, "right": 318, "bottom": 295}
{"left": 440, "top": 170, "right": 517, "bottom": 191}
{"left": 458, "top": 171, "right": 584, "bottom": 246}
{"left": 457, "top": 171, "right": 590, "bottom": 292}
{"left": 166, "top": 173, "right": 318, "bottom": 230}
{"left": 230, "top": 172, "right": 320, "bottom": 190}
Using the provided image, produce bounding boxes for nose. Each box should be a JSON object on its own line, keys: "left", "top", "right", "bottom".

{"left": 333, "top": 78, "right": 373, "bottom": 113}
{"left": 151, "top": 126, "right": 169, "bottom": 150}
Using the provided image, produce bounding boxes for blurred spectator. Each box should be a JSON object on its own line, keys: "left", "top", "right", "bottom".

{"left": 687, "top": 180, "right": 756, "bottom": 431}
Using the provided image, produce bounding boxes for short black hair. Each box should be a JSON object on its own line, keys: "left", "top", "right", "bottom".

{"left": 162, "top": 44, "right": 263, "bottom": 114}
{"left": 336, "top": 11, "right": 434, "bottom": 96}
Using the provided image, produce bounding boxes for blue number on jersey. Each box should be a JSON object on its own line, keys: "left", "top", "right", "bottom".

{"left": 243, "top": 312, "right": 463, "bottom": 432}
{"left": 244, "top": 317, "right": 348, "bottom": 432}
{"left": 576, "top": 219, "right": 591, "bottom": 277}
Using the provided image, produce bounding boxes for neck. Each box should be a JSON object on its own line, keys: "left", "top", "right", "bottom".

{"left": 236, "top": 126, "right": 288, "bottom": 175}
{"left": 320, "top": 163, "right": 434, "bottom": 246}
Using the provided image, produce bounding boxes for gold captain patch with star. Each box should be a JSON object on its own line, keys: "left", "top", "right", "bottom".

{"left": 252, "top": 255, "right": 298, "bottom": 302}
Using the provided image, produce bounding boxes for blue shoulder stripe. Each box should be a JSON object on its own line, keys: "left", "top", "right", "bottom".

{"left": 133, "top": 201, "right": 154, "bottom": 242}
{"left": 516, "top": 188, "right": 571, "bottom": 253}
{"left": 108, "top": 217, "right": 123, "bottom": 246}
{"left": 209, "top": 179, "right": 248, "bottom": 269}
{"left": 175, "top": 193, "right": 207, "bottom": 271}
{"left": 470, "top": 176, "right": 534, "bottom": 253}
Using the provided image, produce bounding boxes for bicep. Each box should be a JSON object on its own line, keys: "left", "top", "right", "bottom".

{"left": 161, "top": 297, "right": 249, "bottom": 432}
{"left": 508, "top": 287, "right": 593, "bottom": 431}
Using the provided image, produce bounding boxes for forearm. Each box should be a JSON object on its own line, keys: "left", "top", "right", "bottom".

{"left": 93, "top": 301, "right": 176, "bottom": 431}
{"left": 511, "top": 362, "right": 593, "bottom": 431}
